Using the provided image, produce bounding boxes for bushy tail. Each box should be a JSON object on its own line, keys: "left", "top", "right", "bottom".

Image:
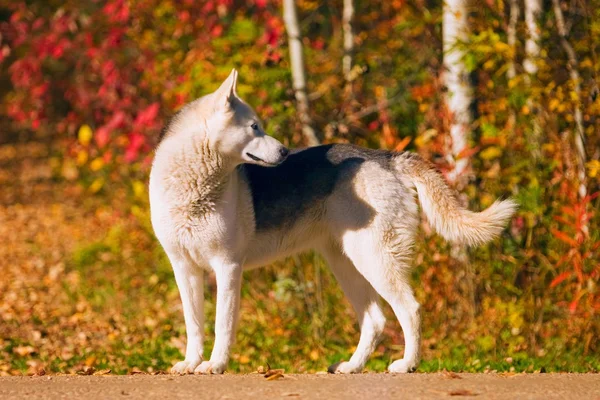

{"left": 397, "top": 153, "right": 517, "bottom": 247}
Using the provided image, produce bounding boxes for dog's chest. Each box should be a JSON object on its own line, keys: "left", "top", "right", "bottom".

{"left": 165, "top": 172, "right": 251, "bottom": 266}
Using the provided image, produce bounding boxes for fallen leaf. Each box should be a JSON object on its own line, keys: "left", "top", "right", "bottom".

{"left": 77, "top": 366, "right": 95, "bottom": 375}
{"left": 442, "top": 370, "right": 462, "bottom": 379}
{"left": 265, "top": 368, "right": 285, "bottom": 378}
{"left": 13, "top": 346, "right": 36, "bottom": 356}
{"left": 93, "top": 369, "right": 112, "bottom": 375}
{"left": 449, "top": 389, "right": 477, "bottom": 396}
{"left": 130, "top": 367, "right": 146, "bottom": 375}
{"left": 265, "top": 372, "right": 284, "bottom": 381}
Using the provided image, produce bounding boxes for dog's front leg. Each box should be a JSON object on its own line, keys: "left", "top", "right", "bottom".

{"left": 195, "top": 260, "right": 242, "bottom": 374}
{"left": 170, "top": 258, "right": 205, "bottom": 374}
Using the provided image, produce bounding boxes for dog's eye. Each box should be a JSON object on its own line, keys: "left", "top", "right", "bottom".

{"left": 251, "top": 123, "right": 259, "bottom": 130}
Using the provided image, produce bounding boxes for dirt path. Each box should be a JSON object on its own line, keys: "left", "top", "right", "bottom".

{"left": 0, "top": 373, "right": 599, "bottom": 399}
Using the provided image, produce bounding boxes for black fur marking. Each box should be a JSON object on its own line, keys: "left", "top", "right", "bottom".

{"left": 243, "top": 144, "right": 394, "bottom": 232}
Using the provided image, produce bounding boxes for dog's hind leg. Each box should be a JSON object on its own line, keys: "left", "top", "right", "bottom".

{"left": 169, "top": 253, "right": 205, "bottom": 375}
{"left": 341, "top": 230, "right": 421, "bottom": 373}
{"left": 320, "top": 243, "right": 386, "bottom": 374}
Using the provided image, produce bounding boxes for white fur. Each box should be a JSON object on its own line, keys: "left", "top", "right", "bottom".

{"left": 149, "top": 70, "right": 516, "bottom": 375}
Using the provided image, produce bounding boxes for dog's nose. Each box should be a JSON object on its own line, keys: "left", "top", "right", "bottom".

{"left": 279, "top": 147, "right": 289, "bottom": 158}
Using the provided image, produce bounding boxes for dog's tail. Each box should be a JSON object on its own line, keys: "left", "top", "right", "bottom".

{"left": 397, "top": 153, "right": 517, "bottom": 247}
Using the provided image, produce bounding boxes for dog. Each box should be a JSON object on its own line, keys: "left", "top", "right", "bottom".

{"left": 149, "top": 69, "right": 516, "bottom": 375}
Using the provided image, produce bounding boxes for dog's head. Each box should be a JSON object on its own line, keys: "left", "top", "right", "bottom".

{"left": 205, "top": 69, "right": 289, "bottom": 167}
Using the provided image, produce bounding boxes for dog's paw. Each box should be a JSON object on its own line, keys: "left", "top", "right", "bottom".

{"left": 171, "top": 358, "right": 202, "bottom": 375}
{"left": 194, "top": 360, "right": 226, "bottom": 375}
{"left": 327, "top": 361, "right": 362, "bottom": 374}
{"left": 387, "top": 359, "right": 418, "bottom": 373}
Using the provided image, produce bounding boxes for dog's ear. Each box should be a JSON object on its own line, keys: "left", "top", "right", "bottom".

{"left": 214, "top": 69, "right": 238, "bottom": 108}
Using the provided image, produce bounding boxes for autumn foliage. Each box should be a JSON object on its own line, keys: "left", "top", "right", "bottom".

{"left": 0, "top": 0, "right": 599, "bottom": 374}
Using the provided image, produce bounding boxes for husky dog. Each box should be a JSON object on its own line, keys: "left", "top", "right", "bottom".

{"left": 149, "top": 69, "right": 516, "bottom": 375}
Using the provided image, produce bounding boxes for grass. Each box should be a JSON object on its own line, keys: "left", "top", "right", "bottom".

{"left": 2, "top": 217, "right": 599, "bottom": 375}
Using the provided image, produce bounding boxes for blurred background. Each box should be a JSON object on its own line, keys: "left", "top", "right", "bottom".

{"left": 0, "top": 0, "right": 599, "bottom": 375}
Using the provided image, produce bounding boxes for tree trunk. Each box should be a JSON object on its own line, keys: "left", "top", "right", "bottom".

{"left": 524, "top": 0, "right": 543, "bottom": 160}
{"left": 507, "top": 0, "right": 519, "bottom": 80}
{"left": 443, "top": 0, "right": 472, "bottom": 186}
{"left": 524, "top": 0, "right": 542, "bottom": 75}
{"left": 506, "top": 0, "right": 520, "bottom": 137}
{"left": 443, "top": 0, "right": 476, "bottom": 320}
{"left": 283, "top": 0, "right": 320, "bottom": 146}
{"left": 552, "top": 0, "right": 587, "bottom": 199}
{"left": 342, "top": 0, "right": 355, "bottom": 82}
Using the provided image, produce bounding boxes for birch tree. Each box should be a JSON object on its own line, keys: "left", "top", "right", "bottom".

{"left": 283, "top": 0, "right": 320, "bottom": 146}
{"left": 524, "top": 0, "right": 542, "bottom": 75}
{"left": 442, "top": 0, "right": 476, "bottom": 317}
{"left": 342, "top": 0, "right": 355, "bottom": 83}
{"left": 552, "top": 0, "right": 587, "bottom": 199}
{"left": 443, "top": 0, "right": 472, "bottom": 187}
{"left": 507, "top": 0, "right": 519, "bottom": 80}
{"left": 506, "top": 0, "right": 520, "bottom": 135}
{"left": 524, "top": 0, "right": 543, "bottom": 160}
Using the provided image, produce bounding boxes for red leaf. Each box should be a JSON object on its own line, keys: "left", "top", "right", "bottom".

{"left": 95, "top": 126, "right": 110, "bottom": 148}
{"left": 394, "top": 136, "right": 412, "bottom": 152}
{"left": 552, "top": 215, "right": 574, "bottom": 227}
{"left": 551, "top": 229, "right": 579, "bottom": 247}
{"left": 568, "top": 297, "right": 580, "bottom": 313}
{"left": 133, "top": 103, "right": 159, "bottom": 128}
{"left": 550, "top": 271, "right": 570, "bottom": 288}
{"left": 456, "top": 146, "right": 480, "bottom": 160}
{"left": 124, "top": 132, "right": 146, "bottom": 162}
{"left": 106, "top": 111, "right": 126, "bottom": 130}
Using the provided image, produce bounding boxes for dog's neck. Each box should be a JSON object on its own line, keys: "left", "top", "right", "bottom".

{"left": 153, "top": 135, "right": 236, "bottom": 215}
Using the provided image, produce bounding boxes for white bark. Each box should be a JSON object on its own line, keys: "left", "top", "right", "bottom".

{"left": 283, "top": 0, "right": 320, "bottom": 146}
{"left": 524, "top": 0, "right": 542, "bottom": 74}
{"left": 507, "top": 0, "right": 519, "bottom": 80}
{"left": 342, "top": 0, "right": 355, "bottom": 81}
{"left": 552, "top": 0, "right": 587, "bottom": 199}
{"left": 524, "top": 0, "right": 543, "bottom": 160}
{"left": 506, "top": 0, "right": 519, "bottom": 136}
{"left": 443, "top": 0, "right": 472, "bottom": 185}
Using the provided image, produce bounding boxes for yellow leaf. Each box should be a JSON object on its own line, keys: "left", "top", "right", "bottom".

{"left": 239, "top": 355, "right": 250, "bottom": 364}
{"left": 521, "top": 105, "right": 530, "bottom": 115}
{"left": 580, "top": 58, "right": 593, "bottom": 69}
{"left": 85, "top": 356, "right": 97, "bottom": 367}
{"left": 542, "top": 143, "right": 555, "bottom": 153}
{"left": 309, "top": 350, "right": 319, "bottom": 361}
{"left": 77, "top": 150, "right": 88, "bottom": 166}
{"left": 132, "top": 180, "right": 146, "bottom": 199}
{"left": 89, "top": 178, "right": 105, "bottom": 194}
{"left": 587, "top": 160, "right": 600, "bottom": 178}
{"left": 569, "top": 91, "right": 579, "bottom": 102}
{"left": 90, "top": 158, "right": 104, "bottom": 172}
{"left": 480, "top": 146, "right": 502, "bottom": 160}
{"left": 549, "top": 98, "right": 560, "bottom": 111}
{"left": 78, "top": 125, "right": 93, "bottom": 146}
{"left": 415, "top": 129, "right": 437, "bottom": 148}
{"left": 493, "top": 41, "right": 511, "bottom": 53}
